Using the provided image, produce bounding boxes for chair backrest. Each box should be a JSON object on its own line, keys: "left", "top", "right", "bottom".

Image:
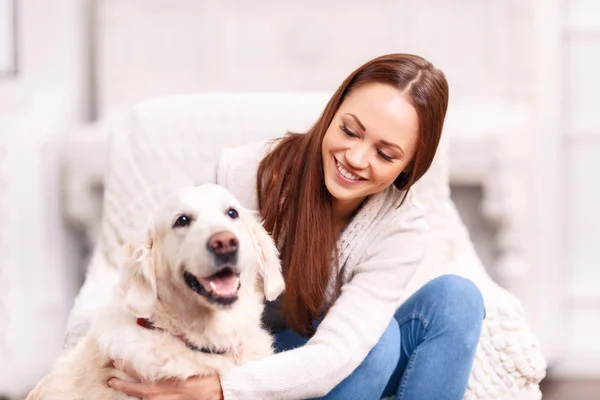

{"left": 97, "top": 92, "right": 452, "bottom": 267}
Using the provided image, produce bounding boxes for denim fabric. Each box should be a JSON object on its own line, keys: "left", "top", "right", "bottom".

{"left": 274, "top": 274, "right": 485, "bottom": 400}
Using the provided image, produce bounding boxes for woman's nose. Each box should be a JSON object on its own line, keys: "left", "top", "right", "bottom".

{"left": 345, "top": 145, "right": 369, "bottom": 170}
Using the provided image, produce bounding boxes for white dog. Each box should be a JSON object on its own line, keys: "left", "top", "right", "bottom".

{"left": 29, "top": 184, "right": 285, "bottom": 400}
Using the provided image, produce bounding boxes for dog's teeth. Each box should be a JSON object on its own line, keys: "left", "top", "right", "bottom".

{"left": 209, "top": 281, "right": 217, "bottom": 293}
{"left": 235, "top": 277, "right": 240, "bottom": 289}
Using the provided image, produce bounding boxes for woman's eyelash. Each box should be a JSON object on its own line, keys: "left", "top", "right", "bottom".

{"left": 377, "top": 150, "right": 394, "bottom": 162}
{"left": 340, "top": 124, "right": 358, "bottom": 137}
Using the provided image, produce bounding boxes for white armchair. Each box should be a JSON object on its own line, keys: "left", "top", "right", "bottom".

{"left": 65, "top": 93, "right": 546, "bottom": 400}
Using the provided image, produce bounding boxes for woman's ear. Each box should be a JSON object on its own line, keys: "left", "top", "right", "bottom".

{"left": 394, "top": 170, "right": 412, "bottom": 190}
{"left": 119, "top": 228, "right": 158, "bottom": 318}
{"left": 246, "top": 211, "right": 285, "bottom": 301}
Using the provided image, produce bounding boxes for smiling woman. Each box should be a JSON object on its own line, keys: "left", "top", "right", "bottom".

{"left": 321, "top": 83, "right": 421, "bottom": 222}
{"left": 257, "top": 55, "right": 448, "bottom": 338}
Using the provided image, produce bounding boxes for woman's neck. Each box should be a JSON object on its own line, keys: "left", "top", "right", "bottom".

{"left": 332, "top": 196, "right": 367, "bottom": 234}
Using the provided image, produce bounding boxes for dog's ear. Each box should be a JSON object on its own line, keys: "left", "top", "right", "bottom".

{"left": 119, "top": 227, "right": 158, "bottom": 318}
{"left": 247, "top": 212, "right": 285, "bottom": 301}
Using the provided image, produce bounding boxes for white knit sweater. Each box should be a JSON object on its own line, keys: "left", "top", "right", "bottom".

{"left": 215, "top": 140, "right": 429, "bottom": 399}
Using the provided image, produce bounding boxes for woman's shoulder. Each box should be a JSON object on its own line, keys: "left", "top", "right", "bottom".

{"left": 396, "top": 188, "right": 428, "bottom": 222}
{"left": 374, "top": 186, "right": 428, "bottom": 227}
{"left": 379, "top": 189, "right": 430, "bottom": 246}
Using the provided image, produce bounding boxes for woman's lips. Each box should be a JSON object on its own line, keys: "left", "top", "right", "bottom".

{"left": 333, "top": 156, "right": 365, "bottom": 184}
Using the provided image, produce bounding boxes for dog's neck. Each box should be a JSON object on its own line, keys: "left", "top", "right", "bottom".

{"left": 136, "top": 317, "right": 230, "bottom": 355}
{"left": 151, "top": 297, "right": 216, "bottom": 333}
{"left": 143, "top": 284, "right": 246, "bottom": 356}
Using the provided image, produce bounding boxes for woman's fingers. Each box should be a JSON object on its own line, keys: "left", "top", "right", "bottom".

{"left": 108, "top": 359, "right": 205, "bottom": 399}
{"left": 108, "top": 377, "right": 151, "bottom": 397}
{"left": 114, "top": 359, "right": 143, "bottom": 381}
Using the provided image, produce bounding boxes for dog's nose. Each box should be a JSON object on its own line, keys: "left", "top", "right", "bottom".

{"left": 207, "top": 231, "right": 239, "bottom": 256}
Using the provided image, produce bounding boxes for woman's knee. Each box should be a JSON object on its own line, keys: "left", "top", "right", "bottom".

{"left": 423, "top": 274, "right": 485, "bottom": 345}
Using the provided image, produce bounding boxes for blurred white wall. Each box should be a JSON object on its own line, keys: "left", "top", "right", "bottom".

{"left": 553, "top": 0, "right": 600, "bottom": 378}
{"left": 94, "top": 0, "right": 535, "bottom": 119}
{"left": 0, "top": 0, "right": 91, "bottom": 396}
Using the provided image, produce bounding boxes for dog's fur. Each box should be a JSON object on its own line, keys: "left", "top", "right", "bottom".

{"left": 29, "top": 184, "right": 285, "bottom": 400}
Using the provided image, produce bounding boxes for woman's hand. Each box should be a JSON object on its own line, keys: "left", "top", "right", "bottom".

{"left": 107, "top": 360, "right": 224, "bottom": 400}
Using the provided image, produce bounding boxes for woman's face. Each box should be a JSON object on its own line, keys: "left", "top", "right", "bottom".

{"left": 321, "top": 83, "right": 420, "bottom": 210}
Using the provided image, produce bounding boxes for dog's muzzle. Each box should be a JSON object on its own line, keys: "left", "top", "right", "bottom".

{"left": 207, "top": 231, "right": 238, "bottom": 266}
{"left": 183, "top": 232, "right": 242, "bottom": 306}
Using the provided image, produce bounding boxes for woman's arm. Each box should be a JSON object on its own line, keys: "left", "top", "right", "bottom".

{"left": 218, "top": 205, "right": 429, "bottom": 400}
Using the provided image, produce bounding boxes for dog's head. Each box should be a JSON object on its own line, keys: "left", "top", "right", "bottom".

{"left": 118, "top": 184, "right": 285, "bottom": 317}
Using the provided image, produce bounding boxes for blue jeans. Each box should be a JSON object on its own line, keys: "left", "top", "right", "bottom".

{"left": 274, "top": 274, "right": 485, "bottom": 400}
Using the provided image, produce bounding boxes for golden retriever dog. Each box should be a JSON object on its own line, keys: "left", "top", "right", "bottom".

{"left": 29, "top": 184, "right": 285, "bottom": 400}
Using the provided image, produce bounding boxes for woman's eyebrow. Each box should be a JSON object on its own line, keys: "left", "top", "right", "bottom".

{"left": 346, "top": 113, "right": 366, "bottom": 131}
{"left": 380, "top": 139, "right": 405, "bottom": 156}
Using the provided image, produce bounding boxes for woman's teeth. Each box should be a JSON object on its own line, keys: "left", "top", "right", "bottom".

{"left": 336, "top": 160, "right": 361, "bottom": 181}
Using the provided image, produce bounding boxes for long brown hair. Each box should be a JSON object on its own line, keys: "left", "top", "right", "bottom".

{"left": 257, "top": 53, "right": 449, "bottom": 335}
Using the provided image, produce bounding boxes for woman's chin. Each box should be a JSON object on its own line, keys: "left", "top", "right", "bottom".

{"left": 326, "top": 182, "right": 365, "bottom": 204}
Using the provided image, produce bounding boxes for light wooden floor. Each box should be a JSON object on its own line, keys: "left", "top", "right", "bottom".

{"left": 541, "top": 379, "right": 600, "bottom": 400}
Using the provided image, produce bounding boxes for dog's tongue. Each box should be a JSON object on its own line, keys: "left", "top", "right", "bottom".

{"left": 198, "top": 273, "right": 238, "bottom": 297}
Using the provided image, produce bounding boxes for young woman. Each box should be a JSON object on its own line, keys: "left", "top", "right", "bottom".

{"left": 108, "top": 53, "right": 485, "bottom": 400}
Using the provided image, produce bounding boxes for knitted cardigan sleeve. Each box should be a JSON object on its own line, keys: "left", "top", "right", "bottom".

{"left": 220, "top": 205, "right": 429, "bottom": 400}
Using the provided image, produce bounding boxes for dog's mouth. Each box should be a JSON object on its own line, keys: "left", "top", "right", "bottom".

{"left": 183, "top": 267, "right": 241, "bottom": 306}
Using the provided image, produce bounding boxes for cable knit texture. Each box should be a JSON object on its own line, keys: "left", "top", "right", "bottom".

{"left": 64, "top": 93, "right": 546, "bottom": 400}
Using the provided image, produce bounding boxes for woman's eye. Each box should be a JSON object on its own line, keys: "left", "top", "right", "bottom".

{"left": 377, "top": 149, "right": 394, "bottom": 162}
{"left": 340, "top": 124, "right": 358, "bottom": 138}
{"left": 227, "top": 208, "right": 239, "bottom": 219}
{"left": 173, "top": 215, "right": 192, "bottom": 228}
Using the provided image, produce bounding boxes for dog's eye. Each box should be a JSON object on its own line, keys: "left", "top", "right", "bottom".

{"left": 227, "top": 208, "right": 239, "bottom": 219}
{"left": 173, "top": 215, "right": 192, "bottom": 228}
